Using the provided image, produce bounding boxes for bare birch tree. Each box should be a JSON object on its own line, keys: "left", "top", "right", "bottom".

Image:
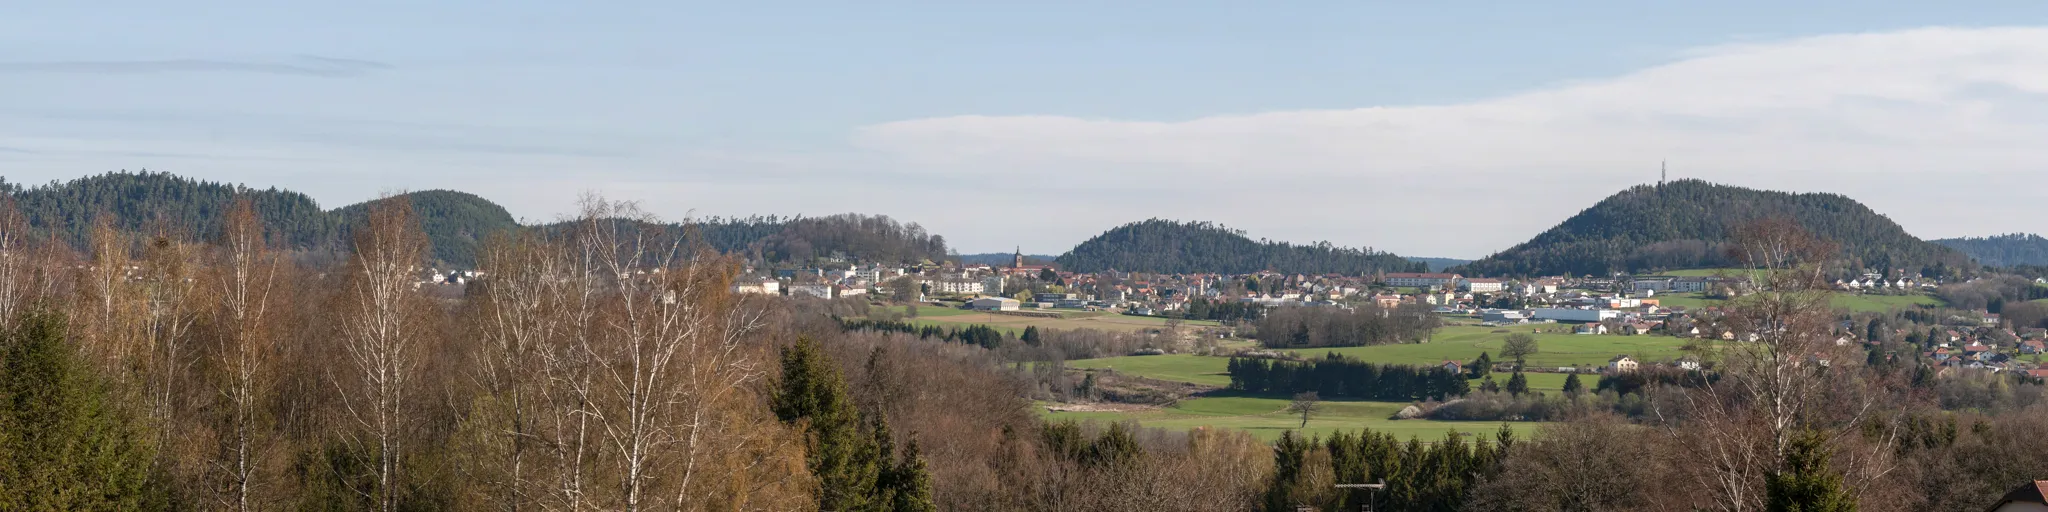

{"left": 0, "top": 195, "right": 31, "bottom": 321}
{"left": 466, "top": 228, "right": 572, "bottom": 511}
{"left": 207, "top": 198, "right": 284, "bottom": 511}
{"left": 336, "top": 197, "right": 431, "bottom": 512}
{"left": 1657, "top": 218, "right": 1901, "bottom": 511}
{"left": 567, "top": 196, "right": 771, "bottom": 511}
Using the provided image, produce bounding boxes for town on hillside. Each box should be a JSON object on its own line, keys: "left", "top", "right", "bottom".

{"left": 706, "top": 251, "right": 2048, "bottom": 380}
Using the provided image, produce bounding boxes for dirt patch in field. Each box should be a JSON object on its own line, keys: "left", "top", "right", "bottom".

{"left": 1043, "top": 403, "right": 1159, "bottom": 413}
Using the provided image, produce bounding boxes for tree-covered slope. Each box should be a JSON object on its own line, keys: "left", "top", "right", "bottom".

{"left": 1934, "top": 234, "right": 2048, "bottom": 268}
{"left": 2, "top": 171, "right": 339, "bottom": 250}
{"left": 1055, "top": 219, "right": 1425, "bottom": 275}
{"left": 6, "top": 171, "right": 950, "bottom": 267}
{"left": 333, "top": 190, "right": 519, "bottom": 267}
{"left": 1455, "top": 180, "right": 1970, "bottom": 277}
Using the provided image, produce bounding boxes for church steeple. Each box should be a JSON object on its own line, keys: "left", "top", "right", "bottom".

{"left": 1012, "top": 246, "right": 1024, "bottom": 269}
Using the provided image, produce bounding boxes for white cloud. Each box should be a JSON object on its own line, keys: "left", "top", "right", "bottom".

{"left": 850, "top": 27, "right": 2048, "bottom": 258}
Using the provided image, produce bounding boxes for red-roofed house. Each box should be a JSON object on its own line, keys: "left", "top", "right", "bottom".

{"left": 1985, "top": 480, "right": 2048, "bottom": 511}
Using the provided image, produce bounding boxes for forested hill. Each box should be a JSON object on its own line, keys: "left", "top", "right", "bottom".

{"left": 2, "top": 171, "right": 951, "bottom": 267}
{"left": 1454, "top": 180, "right": 1970, "bottom": 277}
{"left": 1054, "top": 219, "right": 1425, "bottom": 275}
{"left": 1934, "top": 234, "right": 2048, "bottom": 268}
{"left": 333, "top": 190, "right": 519, "bottom": 266}
{"left": 3, "top": 171, "right": 342, "bottom": 251}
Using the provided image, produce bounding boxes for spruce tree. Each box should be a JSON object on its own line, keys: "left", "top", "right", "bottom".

{"left": 1506, "top": 372, "right": 1530, "bottom": 397}
{"left": 1479, "top": 376, "right": 1501, "bottom": 394}
{"left": 1765, "top": 430, "right": 1856, "bottom": 512}
{"left": 0, "top": 308, "right": 162, "bottom": 510}
{"left": 772, "top": 338, "right": 879, "bottom": 511}
{"left": 888, "top": 438, "right": 937, "bottom": 512}
{"left": 1562, "top": 372, "right": 1585, "bottom": 396}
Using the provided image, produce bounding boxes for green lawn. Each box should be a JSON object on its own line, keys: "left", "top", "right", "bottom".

{"left": 877, "top": 305, "right": 977, "bottom": 317}
{"left": 1040, "top": 395, "right": 1536, "bottom": 442}
{"left": 1832, "top": 293, "right": 1942, "bottom": 313}
{"left": 1067, "top": 354, "right": 1232, "bottom": 387}
{"left": 1653, "top": 292, "right": 1941, "bottom": 313}
{"left": 1288, "top": 325, "right": 1695, "bottom": 369}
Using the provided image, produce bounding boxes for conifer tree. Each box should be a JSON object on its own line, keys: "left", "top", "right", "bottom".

{"left": 1765, "top": 430, "right": 1856, "bottom": 512}
{"left": 1562, "top": 372, "right": 1585, "bottom": 396}
{"left": 0, "top": 308, "right": 162, "bottom": 510}
{"left": 888, "top": 438, "right": 937, "bottom": 512}
{"left": 1506, "top": 372, "right": 1530, "bottom": 397}
{"left": 772, "top": 338, "right": 878, "bottom": 511}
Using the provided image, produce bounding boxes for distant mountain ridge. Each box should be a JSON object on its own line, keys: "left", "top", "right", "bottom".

{"left": 2, "top": 171, "right": 949, "bottom": 267}
{"left": 1055, "top": 219, "right": 1425, "bottom": 275}
{"left": 1934, "top": 234, "right": 2048, "bottom": 268}
{"left": 1408, "top": 257, "right": 1472, "bottom": 273}
{"left": 1455, "top": 180, "right": 1970, "bottom": 277}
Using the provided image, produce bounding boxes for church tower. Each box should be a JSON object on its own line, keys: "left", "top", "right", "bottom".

{"left": 1012, "top": 247, "right": 1024, "bottom": 269}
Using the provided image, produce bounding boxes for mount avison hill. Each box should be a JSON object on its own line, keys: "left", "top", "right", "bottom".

{"left": 1453, "top": 180, "right": 1972, "bottom": 278}
{"left": 1, "top": 171, "right": 951, "bottom": 267}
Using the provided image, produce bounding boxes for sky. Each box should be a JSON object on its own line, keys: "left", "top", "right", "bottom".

{"left": 6, "top": 2, "right": 2048, "bottom": 259}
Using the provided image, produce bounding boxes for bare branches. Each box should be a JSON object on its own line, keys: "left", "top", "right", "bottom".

{"left": 336, "top": 196, "right": 431, "bottom": 512}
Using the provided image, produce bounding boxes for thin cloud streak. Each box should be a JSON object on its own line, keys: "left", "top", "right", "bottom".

{"left": 0, "top": 56, "right": 392, "bottom": 77}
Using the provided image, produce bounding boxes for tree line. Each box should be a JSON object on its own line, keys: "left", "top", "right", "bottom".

{"left": 1253, "top": 303, "right": 1442, "bottom": 348}
{"left": 1228, "top": 355, "right": 1472, "bottom": 401}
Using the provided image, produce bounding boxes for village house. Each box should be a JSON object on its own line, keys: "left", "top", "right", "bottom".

{"left": 1985, "top": 480, "right": 2048, "bottom": 511}
{"left": 789, "top": 282, "right": 834, "bottom": 299}
{"left": 1675, "top": 356, "right": 1702, "bottom": 371}
{"left": 1385, "top": 272, "right": 1462, "bottom": 289}
{"left": 1607, "top": 355, "right": 1639, "bottom": 373}
{"left": 1575, "top": 323, "right": 1609, "bottom": 335}
{"left": 1462, "top": 277, "right": 1506, "bottom": 293}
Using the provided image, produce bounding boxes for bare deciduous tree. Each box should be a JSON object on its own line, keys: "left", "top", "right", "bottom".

{"left": 207, "top": 198, "right": 284, "bottom": 511}
{"left": 335, "top": 197, "right": 432, "bottom": 512}
{"left": 1655, "top": 218, "right": 1902, "bottom": 512}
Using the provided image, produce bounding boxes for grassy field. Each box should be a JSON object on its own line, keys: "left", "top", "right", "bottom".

{"left": 1653, "top": 292, "right": 1941, "bottom": 313}
{"left": 1288, "top": 325, "right": 1696, "bottom": 368}
{"left": 1833, "top": 293, "right": 1943, "bottom": 312}
{"left": 876, "top": 305, "right": 1221, "bottom": 333}
{"left": 1063, "top": 354, "right": 1577, "bottom": 392}
{"left": 1040, "top": 395, "right": 1534, "bottom": 442}
{"left": 1067, "top": 354, "right": 1232, "bottom": 387}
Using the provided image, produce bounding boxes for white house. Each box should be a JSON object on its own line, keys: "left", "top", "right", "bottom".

{"left": 789, "top": 283, "right": 834, "bottom": 299}
{"left": 1462, "top": 278, "right": 1506, "bottom": 293}
{"left": 1675, "top": 356, "right": 1701, "bottom": 371}
{"left": 731, "top": 279, "right": 781, "bottom": 295}
{"left": 1607, "top": 355, "right": 1639, "bottom": 373}
{"left": 1385, "top": 273, "right": 1462, "bottom": 288}
{"left": 926, "top": 278, "right": 985, "bottom": 295}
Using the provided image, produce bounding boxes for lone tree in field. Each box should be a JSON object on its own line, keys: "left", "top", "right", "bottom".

{"left": 1562, "top": 372, "right": 1585, "bottom": 396}
{"left": 1502, "top": 333, "right": 1539, "bottom": 368}
{"left": 1288, "top": 392, "right": 1322, "bottom": 428}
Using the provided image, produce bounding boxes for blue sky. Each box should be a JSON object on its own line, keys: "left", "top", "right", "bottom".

{"left": 7, "top": 2, "right": 2048, "bottom": 258}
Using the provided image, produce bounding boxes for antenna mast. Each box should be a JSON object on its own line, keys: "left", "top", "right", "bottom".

{"left": 1660, "top": 160, "right": 1667, "bottom": 186}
